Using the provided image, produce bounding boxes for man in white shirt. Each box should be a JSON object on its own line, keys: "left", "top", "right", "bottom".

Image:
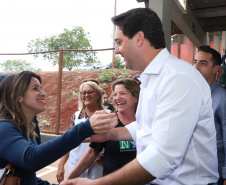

{"left": 60, "top": 8, "right": 218, "bottom": 185}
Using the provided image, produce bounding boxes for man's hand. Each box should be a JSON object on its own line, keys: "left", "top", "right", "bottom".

{"left": 60, "top": 159, "right": 154, "bottom": 185}
{"left": 60, "top": 178, "right": 94, "bottom": 185}
{"left": 90, "top": 110, "right": 117, "bottom": 135}
{"left": 86, "top": 126, "right": 132, "bottom": 143}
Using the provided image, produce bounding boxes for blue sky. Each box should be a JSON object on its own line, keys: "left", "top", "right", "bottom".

{"left": 0, "top": 0, "right": 144, "bottom": 71}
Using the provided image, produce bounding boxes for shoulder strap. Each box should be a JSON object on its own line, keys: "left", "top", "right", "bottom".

{"left": 4, "top": 163, "right": 14, "bottom": 171}
{"left": 0, "top": 121, "right": 20, "bottom": 180}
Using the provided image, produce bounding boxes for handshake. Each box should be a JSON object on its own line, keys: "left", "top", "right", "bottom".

{"left": 88, "top": 110, "right": 117, "bottom": 142}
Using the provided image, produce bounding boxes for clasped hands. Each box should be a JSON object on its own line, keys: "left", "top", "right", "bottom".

{"left": 89, "top": 110, "right": 117, "bottom": 138}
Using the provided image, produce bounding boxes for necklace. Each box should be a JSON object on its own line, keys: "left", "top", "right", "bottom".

{"left": 116, "top": 112, "right": 135, "bottom": 125}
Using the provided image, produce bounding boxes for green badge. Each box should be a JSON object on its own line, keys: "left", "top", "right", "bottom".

{"left": 119, "top": 141, "right": 131, "bottom": 150}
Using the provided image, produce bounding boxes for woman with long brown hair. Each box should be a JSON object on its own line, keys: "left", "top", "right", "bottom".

{"left": 0, "top": 71, "right": 116, "bottom": 185}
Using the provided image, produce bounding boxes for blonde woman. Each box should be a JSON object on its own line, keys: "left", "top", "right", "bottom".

{"left": 57, "top": 81, "right": 106, "bottom": 183}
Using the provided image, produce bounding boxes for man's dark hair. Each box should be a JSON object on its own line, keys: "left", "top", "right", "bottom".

{"left": 111, "top": 8, "right": 165, "bottom": 49}
{"left": 133, "top": 74, "right": 140, "bottom": 81}
{"left": 198, "top": 45, "right": 222, "bottom": 66}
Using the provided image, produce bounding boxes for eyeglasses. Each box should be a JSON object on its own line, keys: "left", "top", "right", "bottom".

{"left": 80, "top": 90, "right": 96, "bottom": 96}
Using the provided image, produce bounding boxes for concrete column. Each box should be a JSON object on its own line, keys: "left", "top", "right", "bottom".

{"left": 148, "top": 0, "right": 172, "bottom": 51}
{"left": 213, "top": 32, "right": 220, "bottom": 52}
{"left": 206, "top": 32, "right": 210, "bottom": 45}
{"left": 222, "top": 31, "right": 226, "bottom": 54}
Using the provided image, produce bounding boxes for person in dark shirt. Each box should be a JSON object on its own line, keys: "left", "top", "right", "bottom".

{"left": 66, "top": 78, "right": 140, "bottom": 179}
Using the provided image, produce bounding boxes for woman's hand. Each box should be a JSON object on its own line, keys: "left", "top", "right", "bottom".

{"left": 89, "top": 111, "right": 117, "bottom": 135}
{"left": 56, "top": 167, "right": 65, "bottom": 183}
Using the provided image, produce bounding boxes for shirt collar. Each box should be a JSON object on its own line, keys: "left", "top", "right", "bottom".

{"left": 210, "top": 80, "right": 218, "bottom": 94}
{"left": 140, "top": 48, "right": 170, "bottom": 86}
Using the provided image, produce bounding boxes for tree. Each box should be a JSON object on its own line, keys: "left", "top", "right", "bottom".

{"left": 114, "top": 55, "right": 125, "bottom": 69}
{"left": 0, "top": 59, "right": 40, "bottom": 72}
{"left": 27, "top": 26, "right": 98, "bottom": 70}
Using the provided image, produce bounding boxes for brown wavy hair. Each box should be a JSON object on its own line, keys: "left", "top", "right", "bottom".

{"left": 111, "top": 78, "right": 140, "bottom": 112}
{"left": 0, "top": 71, "right": 41, "bottom": 140}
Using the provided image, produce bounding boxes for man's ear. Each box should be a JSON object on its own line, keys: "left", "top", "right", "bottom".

{"left": 136, "top": 31, "right": 145, "bottom": 47}
{"left": 213, "top": 65, "right": 221, "bottom": 74}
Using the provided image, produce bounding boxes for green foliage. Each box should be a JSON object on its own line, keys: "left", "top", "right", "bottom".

{"left": 40, "top": 119, "right": 50, "bottom": 127}
{"left": 114, "top": 55, "right": 125, "bottom": 69}
{"left": 0, "top": 59, "right": 41, "bottom": 72}
{"left": 97, "top": 69, "right": 131, "bottom": 89}
{"left": 97, "top": 70, "right": 117, "bottom": 82}
{"left": 99, "top": 83, "right": 108, "bottom": 89}
{"left": 27, "top": 26, "right": 98, "bottom": 70}
{"left": 70, "top": 90, "right": 79, "bottom": 98}
{"left": 117, "top": 70, "right": 131, "bottom": 79}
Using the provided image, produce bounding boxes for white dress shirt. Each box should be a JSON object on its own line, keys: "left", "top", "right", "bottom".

{"left": 126, "top": 48, "right": 218, "bottom": 185}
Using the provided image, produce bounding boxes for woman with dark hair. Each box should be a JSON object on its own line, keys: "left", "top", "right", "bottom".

{"left": 0, "top": 71, "right": 116, "bottom": 185}
{"left": 66, "top": 78, "right": 140, "bottom": 179}
{"left": 103, "top": 91, "right": 109, "bottom": 102}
